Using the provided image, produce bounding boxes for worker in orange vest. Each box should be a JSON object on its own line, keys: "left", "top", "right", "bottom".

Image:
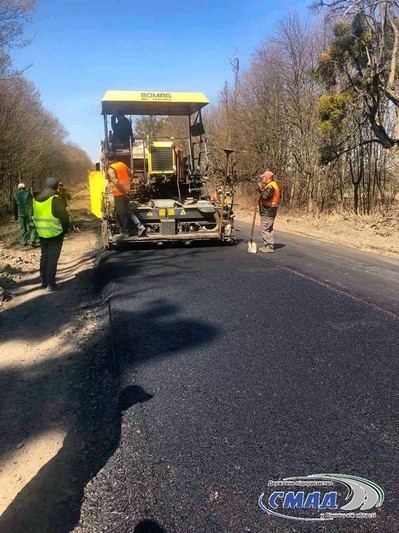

{"left": 257, "top": 170, "right": 280, "bottom": 253}
{"left": 107, "top": 156, "right": 146, "bottom": 238}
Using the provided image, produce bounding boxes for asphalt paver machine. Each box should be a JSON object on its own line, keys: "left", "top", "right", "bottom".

{"left": 89, "top": 90, "right": 235, "bottom": 249}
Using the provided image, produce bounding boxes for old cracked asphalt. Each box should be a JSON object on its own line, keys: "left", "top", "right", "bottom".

{"left": 77, "top": 222, "right": 399, "bottom": 533}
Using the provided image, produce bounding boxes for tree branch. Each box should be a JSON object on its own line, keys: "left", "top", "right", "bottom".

{"left": 387, "top": 8, "right": 399, "bottom": 86}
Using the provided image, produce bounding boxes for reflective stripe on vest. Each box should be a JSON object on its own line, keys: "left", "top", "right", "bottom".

{"left": 109, "top": 161, "right": 130, "bottom": 197}
{"left": 33, "top": 196, "right": 63, "bottom": 238}
{"left": 259, "top": 180, "right": 280, "bottom": 207}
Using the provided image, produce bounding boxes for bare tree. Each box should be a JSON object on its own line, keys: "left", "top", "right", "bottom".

{"left": 314, "top": 0, "right": 399, "bottom": 149}
{"left": 0, "top": 0, "right": 36, "bottom": 49}
{"left": 0, "top": 1, "right": 93, "bottom": 217}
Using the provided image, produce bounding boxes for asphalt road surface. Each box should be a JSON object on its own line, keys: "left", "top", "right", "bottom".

{"left": 79, "top": 223, "right": 399, "bottom": 532}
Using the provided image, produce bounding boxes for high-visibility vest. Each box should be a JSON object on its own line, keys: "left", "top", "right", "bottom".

{"left": 259, "top": 180, "right": 280, "bottom": 207}
{"left": 33, "top": 196, "right": 63, "bottom": 238}
{"left": 109, "top": 161, "right": 131, "bottom": 197}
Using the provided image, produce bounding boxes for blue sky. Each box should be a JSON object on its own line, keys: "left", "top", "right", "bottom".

{"left": 12, "top": 0, "right": 311, "bottom": 161}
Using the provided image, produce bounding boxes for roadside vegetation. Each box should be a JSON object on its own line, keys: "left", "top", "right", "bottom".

{"left": 206, "top": 1, "right": 399, "bottom": 217}
{"left": 1, "top": 0, "right": 398, "bottom": 228}
{"left": 0, "top": 0, "right": 92, "bottom": 218}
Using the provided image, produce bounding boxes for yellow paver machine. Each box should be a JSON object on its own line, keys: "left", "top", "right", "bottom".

{"left": 89, "top": 90, "right": 235, "bottom": 249}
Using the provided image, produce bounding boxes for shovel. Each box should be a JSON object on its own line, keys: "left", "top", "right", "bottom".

{"left": 246, "top": 194, "right": 259, "bottom": 253}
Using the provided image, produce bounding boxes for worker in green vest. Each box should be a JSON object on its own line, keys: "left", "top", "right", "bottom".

{"left": 13, "top": 183, "right": 37, "bottom": 246}
{"left": 33, "top": 177, "right": 70, "bottom": 292}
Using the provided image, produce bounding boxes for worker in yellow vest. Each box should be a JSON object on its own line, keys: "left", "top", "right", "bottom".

{"left": 257, "top": 170, "right": 280, "bottom": 253}
{"left": 107, "top": 156, "right": 146, "bottom": 238}
{"left": 33, "top": 177, "right": 70, "bottom": 291}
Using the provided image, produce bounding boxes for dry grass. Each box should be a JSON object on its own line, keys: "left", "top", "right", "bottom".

{"left": 234, "top": 193, "right": 399, "bottom": 259}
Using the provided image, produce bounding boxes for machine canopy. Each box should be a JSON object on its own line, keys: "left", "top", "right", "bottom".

{"left": 102, "top": 91, "right": 210, "bottom": 116}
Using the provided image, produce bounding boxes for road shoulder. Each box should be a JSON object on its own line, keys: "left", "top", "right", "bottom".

{"left": 0, "top": 192, "right": 118, "bottom": 531}
{"left": 234, "top": 207, "right": 399, "bottom": 259}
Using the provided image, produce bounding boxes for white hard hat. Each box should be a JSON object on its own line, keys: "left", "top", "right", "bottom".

{"left": 18, "top": 183, "right": 25, "bottom": 189}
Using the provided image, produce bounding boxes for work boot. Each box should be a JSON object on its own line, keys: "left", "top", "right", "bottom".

{"left": 47, "top": 283, "right": 59, "bottom": 292}
{"left": 258, "top": 246, "right": 274, "bottom": 253}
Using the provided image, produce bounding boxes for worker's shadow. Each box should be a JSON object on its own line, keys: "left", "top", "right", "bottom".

{"left": 0, "top": 385, "right": 153, "bottom": 533}
{"left": 134, "top": 519, "right": 165, "bottom": 532}
{"left": 0, "top": 249, "right": 220, "bottom": 532}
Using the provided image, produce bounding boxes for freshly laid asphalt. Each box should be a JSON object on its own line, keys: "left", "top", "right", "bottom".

{"left": 78, "top": 222, "right": 399, "bottom": 533}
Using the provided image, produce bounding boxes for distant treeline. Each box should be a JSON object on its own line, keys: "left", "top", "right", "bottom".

{"left": 205, "top": 1, "right": 399, "bottom": 214}
{"left": 0, "top": 0, "right": 92, "bottom": 217}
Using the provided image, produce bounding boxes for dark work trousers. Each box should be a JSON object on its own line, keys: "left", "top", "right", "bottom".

{"left": 18, "top": 216, "right": 38, "bottom": 245}
{"left": 260, "top": 207, "right": 277, "bottom": 249}
{"left": 18, "top": 215, "right": 29, "bottom": 245}
{"left": 39, "top": 234, "right": 64, "bottom": 286}
{"left": 114, "top": 195, "right": 141, "bottom": 234}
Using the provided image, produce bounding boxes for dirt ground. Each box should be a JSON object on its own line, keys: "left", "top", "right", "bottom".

{"left": 0, "top": 188, "right": 397, "bottom": 528}
{"left": 0, "top": 187, "right": 103, "bottom": 521}
{"left": 234, "top": 204, "right": 399, "bottom": 259}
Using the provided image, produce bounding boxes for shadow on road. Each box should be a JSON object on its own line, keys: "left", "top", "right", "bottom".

{"left": 0, "top": 380, "right": 152, "bottom": 533}
{"left": 134, "top": 519, "right": 165, "bottom": 532}
{"left": 0, "top": 245, "right": 221, "bottom": 532}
